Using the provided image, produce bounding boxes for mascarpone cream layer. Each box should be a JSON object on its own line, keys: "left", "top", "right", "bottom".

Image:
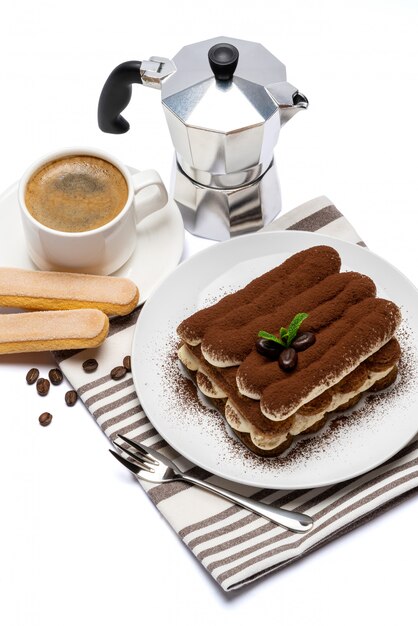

{"left": 178, "top": 344, "right": 396, "bottom": 451}
{"left": 224, "top": 365, "right": 393, "bottom": 450}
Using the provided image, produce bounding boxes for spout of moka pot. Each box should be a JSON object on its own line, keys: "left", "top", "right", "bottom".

{"left": 266, "top": 81, "right": 309, "bottom": 127}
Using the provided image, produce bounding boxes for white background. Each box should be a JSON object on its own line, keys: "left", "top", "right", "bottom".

{"left": 0, "top": 1, "right": 417, "bottom": 624}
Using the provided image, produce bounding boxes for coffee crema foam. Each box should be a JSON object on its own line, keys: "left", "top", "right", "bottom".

{"left": 25, "top": 155, "right": 128, "bottom": 232}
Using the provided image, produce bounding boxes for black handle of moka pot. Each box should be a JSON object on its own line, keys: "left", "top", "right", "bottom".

{"left": 98, "top": 61, "right": 142, "bottom": 134}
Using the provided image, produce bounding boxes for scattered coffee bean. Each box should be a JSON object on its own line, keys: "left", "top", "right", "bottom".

{"left": 65, "top": 390, "right": 78, "bottom": 407}
{"left": 82, "top": 358, "right": 98, "bottom": 373}
{"left": 255, "top": 337, "right": 282, "bottom": 360}
{"left": 26, "top": 368, "right": 39, "bottom": 385}
{"left": 111, "top": 366, "right": 127, "bottom": 380}
{"left": 279, "top": 348, "right": 298, "bottom": 371}
{"left": 36, "top": 378, "right": 50, "bottom": 396}
{"left": 123, "top": 355, "right": 131, "bottom": 372}
{"left": 292, "top": 332, "right": 316, "bottom": 352}
{"left": 39, "top": 412, "right": 52, "bottom": 427}
{"left": 49, "top": 368, "right": 63, "bottom": 385}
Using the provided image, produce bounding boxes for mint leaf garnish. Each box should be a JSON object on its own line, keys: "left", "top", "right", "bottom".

{"left": 258, "top": 312, "right": 308, "bottom": 349}
{"left": 287, "top": 312, "right": 308, "bottom": 344}
{"left": 258, "top": 330, "right": 286, "bottom": 346}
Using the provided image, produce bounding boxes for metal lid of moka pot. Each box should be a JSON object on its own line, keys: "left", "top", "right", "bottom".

{"left": 157, "top": 36, "right": 307, "bottom": 184}
{"left": 162, "top": 36, "right": 285, "bottom": 124}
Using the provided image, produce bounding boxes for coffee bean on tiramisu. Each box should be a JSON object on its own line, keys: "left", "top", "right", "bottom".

{"left": 256, "top": 338, "right": 282, "bottom": 360}
{"left": 111, "top": 366, "right": 126, "bottom": 380}
{"left": 26, "top": 368, "right": 39, "bottom": 385}
{"left": 49, "top": 368, "right": 63, "bottom": 385}
{"left": 279, "top": 348, "right": 298, "bottom": 371}
{"left": 82, "top": 358, "right": 98, "bottom": 373}
{"left": 39, "top": 412, "right": 53, "bottom": 427}
{"left": 123, "top": 355, "right": 131, "bottom": 371}
{"left": 65, "top": 390, "right": 78, "bottom": 407}
{"left": 36, "top": 378, "right": 50, "bottom": 396}
{"left": 292, "top": 332, "right": 316, "bottom": 352}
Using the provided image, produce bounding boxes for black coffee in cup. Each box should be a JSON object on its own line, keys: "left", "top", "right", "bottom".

{"left": 25, "top": 155, "right": 128, "bottom": 232}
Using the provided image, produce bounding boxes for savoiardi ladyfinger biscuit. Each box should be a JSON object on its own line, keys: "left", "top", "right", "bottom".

{"left": 0, "top": 309, "right": 109, "bottom": 354}
{"left": 0, "top": 267, "right": 139, "bottom": 316}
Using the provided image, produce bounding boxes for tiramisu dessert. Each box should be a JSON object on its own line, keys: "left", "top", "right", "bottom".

{"left": 177, "top": 246, "right": 401, "bottom": 456}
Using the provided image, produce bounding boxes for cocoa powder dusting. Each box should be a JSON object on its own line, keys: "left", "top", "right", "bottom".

{"left": 166, "top": 344, "right": 220, "bottom": 428}
{"left": 201, "top": 272, "right": 375, "bottom": 363}
{"left": 177, "top": 246, "right": 340, "bottom": 343}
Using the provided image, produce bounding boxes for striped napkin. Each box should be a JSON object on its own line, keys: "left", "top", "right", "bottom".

{"left": 54, "top": 196, "right": 418, "bottom": 592}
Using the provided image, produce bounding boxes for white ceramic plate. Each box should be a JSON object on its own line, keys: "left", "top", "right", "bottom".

{"left": 132, "top": 231, "right": 418, "bottom": 489}
{"left": 0, "top": 168, "right": 184, "bottom": 304}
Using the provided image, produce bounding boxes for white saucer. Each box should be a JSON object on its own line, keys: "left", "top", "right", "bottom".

{"left": 0, "top": 167, "right": 184, "bottom": 304}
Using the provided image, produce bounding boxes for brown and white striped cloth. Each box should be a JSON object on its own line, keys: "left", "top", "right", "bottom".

{"left": 54, "top": 196, "right": 418, "bottom": 592}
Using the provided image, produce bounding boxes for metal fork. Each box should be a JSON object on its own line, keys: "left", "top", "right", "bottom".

{"left": 110, "top": 434, "right": 313, "bottom": 533}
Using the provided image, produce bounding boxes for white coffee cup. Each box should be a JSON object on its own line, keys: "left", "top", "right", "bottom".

{"left": 18, "top": 146, "right": 168, "bottom": 275}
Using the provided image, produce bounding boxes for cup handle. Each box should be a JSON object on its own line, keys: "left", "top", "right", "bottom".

{"left": 131, "top": 169, "right": 168, "bottom": 224}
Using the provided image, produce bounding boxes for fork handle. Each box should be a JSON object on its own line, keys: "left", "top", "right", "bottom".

{"left": 181, "top": 474, "right": 313, "bottom": 533}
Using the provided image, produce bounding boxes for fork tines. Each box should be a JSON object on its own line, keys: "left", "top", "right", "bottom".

{"left": 109, "top": 449, "right": 147, "bottom": 475}
{"left": 111, "top": 434, "right": 159, "bottom": 474}
{"left": 117, "top": 434, "right": 158, "bottom": 464}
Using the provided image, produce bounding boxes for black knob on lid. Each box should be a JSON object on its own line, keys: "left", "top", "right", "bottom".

{"left": 208, "top": 43, "right": 239, "bottom": 81}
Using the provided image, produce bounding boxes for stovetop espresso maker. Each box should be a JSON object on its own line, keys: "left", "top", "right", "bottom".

{"left": 98, "top": 36, "right": 308, "bottom": 240}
